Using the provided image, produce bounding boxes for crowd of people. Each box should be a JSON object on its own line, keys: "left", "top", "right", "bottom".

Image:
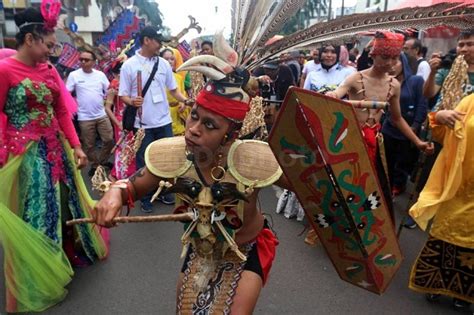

{"left": 0, "top": 3, "right": 472, "bottom": 314}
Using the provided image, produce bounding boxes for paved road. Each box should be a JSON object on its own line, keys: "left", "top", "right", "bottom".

{"left": 0, "top": 177, "right": 469, "bottom": 314}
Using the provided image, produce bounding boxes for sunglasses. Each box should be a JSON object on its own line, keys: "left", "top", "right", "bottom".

{"left": 79, "top": 58, "right": 93, "bottom": 62}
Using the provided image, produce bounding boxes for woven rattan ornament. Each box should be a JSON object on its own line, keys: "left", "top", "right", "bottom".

{"left": 438, "top": 55, "right": 469, "bottom": 111}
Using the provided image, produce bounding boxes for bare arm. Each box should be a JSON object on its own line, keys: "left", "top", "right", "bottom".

{"left": 92, "top": 167, "right": 161, "bottom": 227}
{"left": 299, "top": 72, "right": 307, "bottom": 88}
{"left": 104, "top": 91, "right": 121, "bottom": 129}
{"left": 169, "top": 89, "right": 187, "bottom": 104}
{"left": 423, "top": 54, "right": 442, "bottom": 99}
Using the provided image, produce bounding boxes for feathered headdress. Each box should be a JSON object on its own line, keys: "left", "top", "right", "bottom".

{"left": 178, "top": 1, "right": 473, "bottom": 129}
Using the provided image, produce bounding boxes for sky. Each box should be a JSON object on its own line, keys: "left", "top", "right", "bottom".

{"left": 157, "top": 0, "right": 232, "bottom": 41}
{"left": 157, "top": 0, "right": 360, "bottom": 42}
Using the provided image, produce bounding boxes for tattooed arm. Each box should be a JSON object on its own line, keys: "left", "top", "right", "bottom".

{"left": 92, "top": 167, "right": 161, "bottom": 227}
{"left": 126, "top": 167, "right": 161, "bottom": 201}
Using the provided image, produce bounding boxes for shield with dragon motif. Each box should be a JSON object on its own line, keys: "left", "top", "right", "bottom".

{"left": 268, "top": 87, "right": 402, "bottom": 294}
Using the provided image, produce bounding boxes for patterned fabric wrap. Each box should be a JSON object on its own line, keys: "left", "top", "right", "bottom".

{"left": 0, "top": 76, "right": 109, "bottom": 312}
{"left": 409, "top": 236, "right": 473, "bottom": 303}
{"left": 109, "top": 79, "right": 137, "bottom": 179}
{"left": 0, "top": 136, "right": 109, "bottom": 312}
{"left": 371, "top": 32, "right": 404, "bottom": 57}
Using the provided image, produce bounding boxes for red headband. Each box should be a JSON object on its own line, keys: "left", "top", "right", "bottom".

{"left": 196, "top": 84, "right": 250, "bottom": 121}
{"left": 371, "top": 32, "right": 404, "bottom": 57}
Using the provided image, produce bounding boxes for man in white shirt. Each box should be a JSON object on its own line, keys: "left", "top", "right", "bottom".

{"left": 299, "top": 49, "right": 320, "bottom": 87}
{"left": 66, "top": 50, "right": 113, "bottom": 176}
{"left": 404, "top": 38, "right": 430, "bottom": 81}
{"left": 119, "top": 26, "right": 191, "bottom": 212}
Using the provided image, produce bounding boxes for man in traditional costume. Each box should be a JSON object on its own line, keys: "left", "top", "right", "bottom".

{"left": 92, "top": 34, "right": 289, "bottom": 314}
{"left": 327, "top": 31, "right": 434, "bottom": 221}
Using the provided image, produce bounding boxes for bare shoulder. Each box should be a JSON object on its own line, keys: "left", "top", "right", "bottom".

{"left": 390, "top": 77, "right": 401, "bottom": 93}
{"left": 344, "top": 71, "right": 361, "bottom": 86}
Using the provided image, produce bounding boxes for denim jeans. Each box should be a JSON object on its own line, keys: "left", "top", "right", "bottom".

{"left": 135, "top": 124, "right": 173, "bottom": 209}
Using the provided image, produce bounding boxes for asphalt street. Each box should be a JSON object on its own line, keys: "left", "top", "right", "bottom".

{"left": 0, "top": 173, "right": 470, "bottom": 314}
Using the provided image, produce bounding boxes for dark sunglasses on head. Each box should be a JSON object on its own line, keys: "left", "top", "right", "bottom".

{"left": 79, "top": 58, "right": 93, "bottom": 62}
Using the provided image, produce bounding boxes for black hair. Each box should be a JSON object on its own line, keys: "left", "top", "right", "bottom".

{"left": 14, "top": 7, "right": 53, "bottom": 48}
{"left": 421, "top": 46, "right": 428, "bottom": 59}
{"left": 459, "top": 29, "right": 474, "bottom": 40}
{"left": 159, "top": 48, "right": 174, "bottom": 57}
{"left": 110, "top": 61, "right": 123, "bottom": 74}
{"left": 201, "top": 40, "right": 213, "bottom": 48}
{"left": 319, "top": 44, "right": 341, "bottom": 68}
{"left": 411, "top": 39, "right": 423, "bottom": 55}
{"left": 79, "top": 49, "right": 97, "bottom": 60}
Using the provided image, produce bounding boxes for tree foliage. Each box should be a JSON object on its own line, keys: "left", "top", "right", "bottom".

{"left": 280, "top": 0, "right": 330, "bottom": 35}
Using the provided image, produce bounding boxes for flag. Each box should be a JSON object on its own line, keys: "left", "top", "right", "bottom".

{"left": 177, "top": 40, "right": 192, "bottom": 61}
{"left": 57, "top": 43, "right": 80, "bottom": 69}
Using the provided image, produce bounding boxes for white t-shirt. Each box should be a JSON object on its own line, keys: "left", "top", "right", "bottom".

{"left": 304, "top": 63, "right": 355, "bottom": 92}
{"left": 66, "top": 69, "right": 110, "bottom": 121}
{"left": 302, "top": 60, "right": 321, "bottom": 75}
{"left": 416, "top": 59, "right": 431, "bottom": 82}
{"left": 119, "top": 50, "right": 177, "bottom": 129}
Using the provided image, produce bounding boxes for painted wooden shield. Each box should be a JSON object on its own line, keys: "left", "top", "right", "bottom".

{"left": 268, "top": 87, "right": 402, "bottom": 294}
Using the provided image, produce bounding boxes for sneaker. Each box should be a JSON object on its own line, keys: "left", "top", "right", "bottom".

{"left": 425, "top": 293, "right": 441, "bottom": 303}
{"left": 403, "top": 217, "right": 417, "bottom": 229}
{"left": 158, "top": 194, "right": 175, "bottom": 205}
{"left": 453, "top": 298, "right": 471, "bottom": 311}
{"left": 141, "top": 203, "right": 153, "bottom": 213}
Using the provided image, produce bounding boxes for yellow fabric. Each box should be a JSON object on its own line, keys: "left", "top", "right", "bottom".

{"left": 164, "top": 48, "right": 190, "bottom": 136}
{"left": 167, "top": 73, "right": 190, "bottom": 135}
{"left": 171, "top": 47, "right": 187, "bottom": 81}
{"left": 409, "top": 94, "right": 474, "bottom": 248}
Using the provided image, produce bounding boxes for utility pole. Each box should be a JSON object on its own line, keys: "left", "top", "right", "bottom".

{"left": 64, "top": 0, "right": 77, "bottom": 26}
{"left": 327, "top": 0, "right": 332, "bottom": 20}
{"left": 341, "top": 0, "right": 345, "bottom": 17}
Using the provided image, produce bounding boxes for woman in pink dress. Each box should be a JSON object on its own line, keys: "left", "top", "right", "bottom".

{"left": 0, "top": 7, "right": 108, "bottom": 313}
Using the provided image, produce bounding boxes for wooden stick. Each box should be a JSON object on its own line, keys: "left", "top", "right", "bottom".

{"left": 347, "top": 100, "right": 389, "bottom": 110}
{"left": 137, "top": 70, "right": 142, "bottom": 97}
{"left": 110, "top": 131, "right": 127, "bottom": 154}
{"left": 137, "top": 71, "right": 143, "bottom": 125}
{"left": 66, "top": 212, "right": 194, "bottom": 226}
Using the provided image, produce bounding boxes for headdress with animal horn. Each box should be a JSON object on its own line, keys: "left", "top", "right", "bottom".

{"left": 177, "top": 31, "right": 256, "bottom": 123}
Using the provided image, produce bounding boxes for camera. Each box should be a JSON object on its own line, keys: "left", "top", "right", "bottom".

{"left": 439, "top": 52, "right": 456, "bottom": 69}
{"left": 261, "top": 83, "right": 271, "bottom": 93}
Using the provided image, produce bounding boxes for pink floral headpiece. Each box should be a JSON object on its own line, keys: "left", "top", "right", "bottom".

{"left": 40, "top": 0, "right": 61, "bottom": 31}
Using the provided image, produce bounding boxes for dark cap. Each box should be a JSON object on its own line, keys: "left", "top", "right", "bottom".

{"left": 262, "top": 60, "right": 279, "bottom": 70}
{"left": 139, "top": 26, "right": 168, "bottom": 44}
